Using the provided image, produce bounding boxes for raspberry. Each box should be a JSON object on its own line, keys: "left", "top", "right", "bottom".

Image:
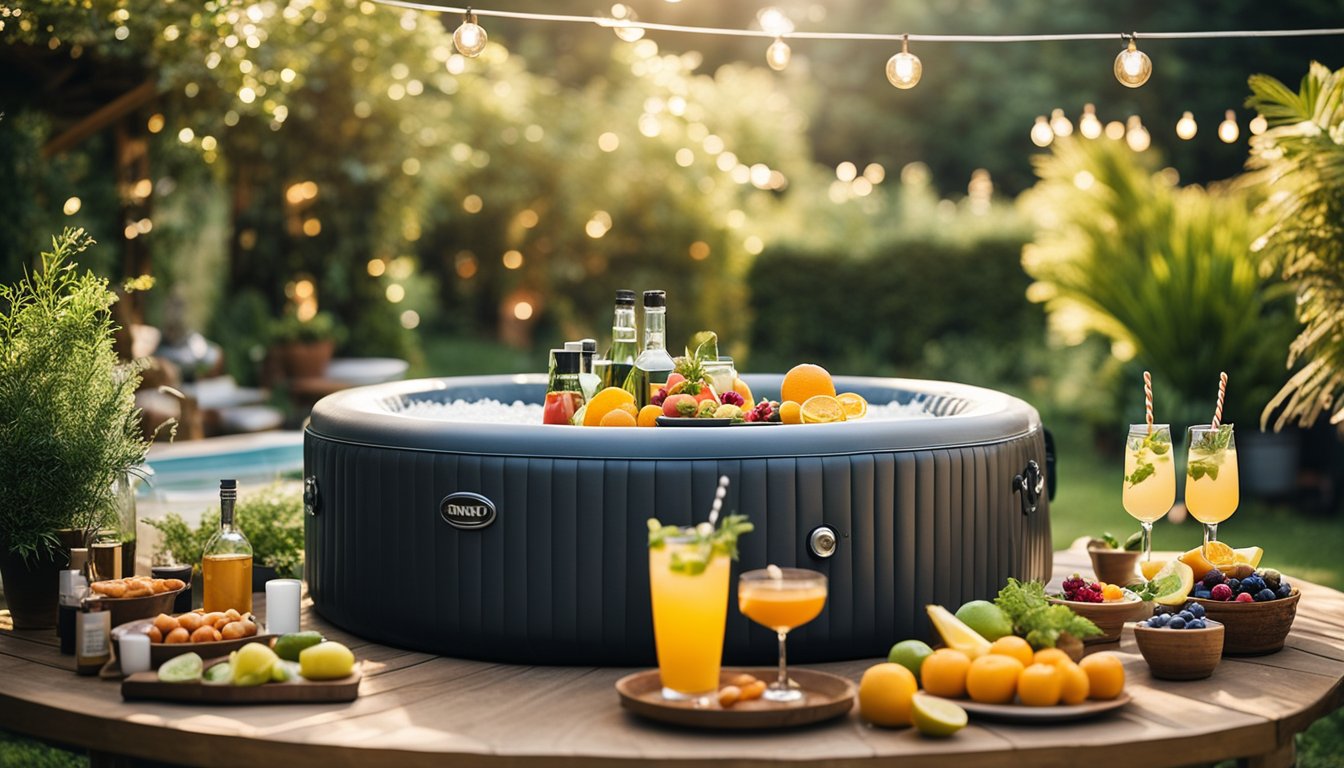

{"left": 651, "top": 388, "right": 668, "bottom": 407}
{"left": 1210, "top": 583, "right": 1233, "bottom": 601}
{"left": 1235, "top": 592, "right": 1255, "bottom": 603}
{"left": 720, "top": 391, "right": 745, "bottom": 407}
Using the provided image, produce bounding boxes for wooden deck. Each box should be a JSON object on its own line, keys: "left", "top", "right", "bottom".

{"left": 2, "top": 547, "right": 1342, "bottom": 767}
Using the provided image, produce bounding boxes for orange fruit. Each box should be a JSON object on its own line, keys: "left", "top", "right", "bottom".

{"left": 618, "top": 402, "right": 639, "bottom": 417}
{"left": 1101, "top": 583, "right": 1124, "bottom": 602}
{"left": 800, "top": 395, "right": 846, "bottom": 424}
{"left": 836, "top": 392, "right": 868, "bottom": 420}
{"left": 599, "top": 408, "right": 637, "bottom": 427}
{"left": 965, "top": 654, "right": 1023, "bottom": 704}
{"left": 583, "top": 387, "right": 636, "bottom": 427}
{"left": 988, "top": 635, "right": 1034, "bottom": 668}
{"left": 858, "top": 663, "right": 918, "bottom": 727}
{"left": 637, "top": 405, "right": 662, "bottom": 427}
{"left": 781, "top": 363, "right": 836, "bottom": 405}
{"left": 1033, "top": 648, "right": 1073, "bottom": 669}
{"left": 1201, "top": 541, "right": 1236, "bottom": 568}
{"left": 1059, "top": 661, "right": 1090, "bottom": 705}
{"left": 779, "top": 400, "right": 802, "bottom": 425}
{"left": 732, "top": 378, "right": 755, "bottom": 408}
{"left": 1139, "top": 559, "right": 1169, "bottom": 581}
{"left": 920, "top": 649, "right": 971, "bottom": 699}
{"left": 1078, "top": 653, "right": 1125, "bottom": 700}
{"left": 1017, "top": 663, "right": 1062, "bottom": 707}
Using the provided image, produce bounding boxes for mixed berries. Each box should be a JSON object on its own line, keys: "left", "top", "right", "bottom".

{"left": 1059, "top": 574, "right": 1125, "bottom": 603}
{"left": 745, "top": 399, "right": 781, "bottom": 423}
{"left": 1144, "top": 601, "right": 1210, "bottom": 630}
{"left": 1193, "top": 567, "right": 1292, "bottom": 602}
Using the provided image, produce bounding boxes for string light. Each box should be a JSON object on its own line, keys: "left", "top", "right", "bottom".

{"left": 1219, "top": 110, "right": 1240, "bottom": 143}
{"left": 1249, "top": 114, "right": 1268, "bottom": 135}
{"left": 1176, "top": 111, "right": 1198, "bottom": 140}
{"left": 886, "top": 35, "right": 922, "bottom": 89}
{"left": 765, "top": 37, "right": 791, "bottom": 71}
{"left": 1050, "top": 108, "right": 1073, "bottom": 137}
{"left": 1126, "top": 115, "right": 1151, "bottom": 151}
{"left": 1114, "top": 33, "right": 1152, "bottom": 88}
{"left": 602, "top": 4, "right": 644, "bottom": 43}
{"left": 453, "top": 9, "right": 487, "bottom": 57}
{"left": 1079, "top": 104, "right": 1103, "bottom": 139}
{"left": 1030, "top": 116, "right": 1054, "bottom": 147}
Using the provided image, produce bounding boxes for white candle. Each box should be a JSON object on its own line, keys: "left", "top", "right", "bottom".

{"left": 265, "top": 578, "right": 302, "bottom": 636}
{"left": 120, "top": 632, "right": 151, "bottom": 675}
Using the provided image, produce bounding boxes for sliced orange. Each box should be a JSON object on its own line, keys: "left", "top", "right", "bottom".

{"left": 1139, "top": 558, "right": 1169, "bottom": 581}
{"left": 779, "top": 400, "right": 802, "bottom": 425}
{"left": 583, "top": 387, "right": 635, "bottom": 427}
{"left": 1202, "top": 541, "right": 1236, "bottom": 568}
{"left": 800, "top": 395, "right": 846, "bottom": 424}
{"left": 836, "top": 392, "right": 868, "bottom": 420}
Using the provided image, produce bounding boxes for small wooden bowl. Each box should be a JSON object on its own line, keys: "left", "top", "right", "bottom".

{"left": 88, "top": 586, "right": 186, "bottom": 627}
{"left": 1087, "top": 548, "right": 1142, "bottom": 587}
{"left": 1132, "top": 620, "right": 1224, "bottom": 680}
{"left": 1049, "top": 593, "right": 1151, "bottom": 644}
{"left": 1189, "top": 590, "right": 1300, "bottom": 655}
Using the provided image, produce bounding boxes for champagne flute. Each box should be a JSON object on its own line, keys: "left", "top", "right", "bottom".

{"left": 1122, "top": 423, "right": 1176, "bottom": 565}
{"left": 738, "top": 567, "right": 827, "bottom": 703}
{"left": 1185, "top": 424, "right": 1239, "bottom": 562}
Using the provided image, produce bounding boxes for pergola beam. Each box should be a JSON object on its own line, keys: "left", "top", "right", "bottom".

{"left": 41, "top": 79, "right": 157, "bottom": 159}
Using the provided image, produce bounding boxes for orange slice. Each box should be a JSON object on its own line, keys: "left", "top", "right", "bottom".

{"left": 800, "top": 395, "right": 846, "bottom": 424}
{"left": 836, "top": 392, "right": 868, "bottom": 419}
{"left": 1202, "top": 541, "right": 1236, "bottom": 568}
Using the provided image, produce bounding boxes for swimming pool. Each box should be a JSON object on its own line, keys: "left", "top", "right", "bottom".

{"left": 139, "top": 432, "right": 305, "bottom": 500}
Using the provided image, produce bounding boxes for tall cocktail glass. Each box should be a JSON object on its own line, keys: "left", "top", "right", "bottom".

{"left": 648, "top": 537, "right": 731, "bottom": 701}
{"left": 738, "top": 568, "right": 828, "bottom": 703}
{"left": 1122, "top": 423, "right": 1176, "bottom": 566}
{"left": 1185, "top": 424, "right": 1239, "bottom": 562}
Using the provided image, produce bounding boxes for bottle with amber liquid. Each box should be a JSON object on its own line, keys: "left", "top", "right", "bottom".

{"left": 202, "top": 479, "right": 253, "bottom": 614}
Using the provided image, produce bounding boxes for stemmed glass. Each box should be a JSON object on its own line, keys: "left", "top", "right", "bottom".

{"left": 1185, "top": 424, "right": 1239, "bottom": 561}
{"left": 1122, "top": 423, "right": 1176, "bottom": 565}
{"left": 738, "top": 567, "right": 827, "bottom": 703}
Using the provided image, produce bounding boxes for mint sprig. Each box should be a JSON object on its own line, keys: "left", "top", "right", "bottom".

{"left": 647, "top": 514, "right": 754, "bottom": 574}
{"left": 1125, "top": 429, "right": 1171, "bottom": 488}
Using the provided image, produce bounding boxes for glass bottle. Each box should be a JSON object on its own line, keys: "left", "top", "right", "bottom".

{"left": 74, "top": 599, "right": 110, "bottom": 675}
{"left": 543, "top": 350, "right": 586, "bottom": 425}
{"left": 624, "top": 290, "right": 676, "bottom": 409}
{"left": 202, "top": 479, "right": 254, "bottom": 614}
{"left": 595, "top": 290, "right": 638, "bottom": 391}
{"left": 578, "top": 338, "right": 600, "bottom": 400}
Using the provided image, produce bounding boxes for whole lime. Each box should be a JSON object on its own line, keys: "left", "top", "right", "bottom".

{"left": 954, "top": 600, "right": 1014, "bottom": 641}
{"left": 887, "top": 639, "right": 934, "bottom": 683}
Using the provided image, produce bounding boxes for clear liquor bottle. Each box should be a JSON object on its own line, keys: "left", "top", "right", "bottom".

{"left": 202, "top": 479, "right": 254, "bottom": 614}
{"left": 624, "top": 290, "right": 676, "bottom": 409}
{"left": 595, "top": 290, "right": 638, "bottom": 391}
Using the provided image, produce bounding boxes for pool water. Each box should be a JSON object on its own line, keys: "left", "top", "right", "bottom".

{"left": 140, "top": 434, "right": 304, "bottom": 499}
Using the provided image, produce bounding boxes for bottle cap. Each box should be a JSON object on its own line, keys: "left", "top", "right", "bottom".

{"left": 220, "top": 479, "right": 237, "bottom": 490}
{"left": 564, "top": 341, "right": 584, "bottom": 352}
{"left": 580, "top": 339, "right": 597, "bottom": 354}
{"left": 615, "top": 289, "right": 636, "bottom": 306}
{"left": 643, "top": 290, "right": 666, "bottom": 308}
{"left": 553, "top": 350, "right": 582, "bottom": 375}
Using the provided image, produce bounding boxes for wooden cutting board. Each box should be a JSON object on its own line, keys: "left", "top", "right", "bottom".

{"left": 121, "top": 665, "right": 361, "bottom": 704}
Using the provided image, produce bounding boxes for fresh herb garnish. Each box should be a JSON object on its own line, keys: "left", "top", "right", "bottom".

{"left": 994, "top": 578, "right": 1101, "bottom": 648}
{"left": 1129, "top": 572, "right": 1180, "bottom": 601}
{"left": 1098, "top": 531, "right": 1143, "bottom": 552}
{"left": 1125, "top": 429, "right": 1172, "bottom": 487}
{"left": 647, "top": 515, "right": 754, "bottom": 574}
{"left": 1187, "top": 458, "right": 1220, "bottom": 481}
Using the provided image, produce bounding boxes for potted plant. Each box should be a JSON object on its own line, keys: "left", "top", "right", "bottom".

{"left": 0, "top": 230, "right": 155, "bottom": 628}
{"left": 147, "top": 485, "right": 305, "bottom": 589}
{"left": 270, "top": 310, "right": 342, "bottom": 379}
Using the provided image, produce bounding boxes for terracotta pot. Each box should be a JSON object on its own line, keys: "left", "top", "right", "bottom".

{"left": 278, "top": 340, "right": 335, "bottom": 379}
{"left": 0, "top": 545, "right": 66, "bottom": 629}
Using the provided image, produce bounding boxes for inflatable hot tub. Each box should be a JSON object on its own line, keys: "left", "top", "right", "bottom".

{"left": 303, "top": 374, "right": 1052, "bottom": 665}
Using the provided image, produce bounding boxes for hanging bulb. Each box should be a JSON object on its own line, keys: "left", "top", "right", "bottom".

{"left": 453, "top": 10, "right": 487, "bottom": 57}
{"left": 1030, "top": 116, "right": 1054, "bottom": 148}
{"left": 1079, "top": 103, "right": 1103, "bottom": 139}
{"left": 1050, "top": 108, "right": 1074, "bottom": 137}
{"left": 1114, "top": 34, "right": 1152, "bottom": 88}
{"left": 886, "top": 35, "right": 922, "bottom": 90}
{"left": 1126, "top": 115, "right": 1151, "bottom": 151}
{"left": 756, "top": 6, "right": 794, "bottom": 37}
{"left": 765, "top": 37, "right": 791, "bottom": 71}
{"left": 1219, "top": 110, "right": 1239, "bottom": 143}
{"left": 1176, "top": 111, "right": 1198, "bottom": 140}
{"left": 1249, "top": 114, "right": 1268, "bottom": 135}
{"left": 603, "top": 4, "right": 644, "bottom": 42}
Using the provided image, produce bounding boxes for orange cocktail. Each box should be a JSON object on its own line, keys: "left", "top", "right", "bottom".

{"left": 738, "top": 567, "right": 828, "bottom": 703}
{"left": 649, "top": 538, "right": 731, "bottom": 699}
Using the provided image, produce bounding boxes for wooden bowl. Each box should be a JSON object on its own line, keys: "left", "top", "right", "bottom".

{"left": 1132, "top": 620, "right": 1224, "bottom": 680}
{"left": 1087, "top": 548, "right": 1142, "bottom": 587}
{"left": 1189, "top": 590, "right": 1300, "bottom": 655}
{"left": 1048, "top": 593, "right": 1151, "bottom": 644}
{"left": 88, "top": 586, "right": 186, "bottom": 627}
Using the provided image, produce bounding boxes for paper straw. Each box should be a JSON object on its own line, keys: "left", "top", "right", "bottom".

{"left": 708, "top": 475, "right": 730, "bottom": 527}
{"left": 1212, "top": 372, "right": 1228, "bottom": 429}
{"left": 1144, "top": 371, "right": 1153, "bottom": 434}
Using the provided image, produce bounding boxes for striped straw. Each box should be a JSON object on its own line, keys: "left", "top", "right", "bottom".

{"left": 707, "top": 475, "right": 730, "bottom": 527}
{"left": 1144, "top": 371, "right": 1153, "bottom": 434}
{"left": 1211, "top": 371, "right": 1228, "bottom": 429}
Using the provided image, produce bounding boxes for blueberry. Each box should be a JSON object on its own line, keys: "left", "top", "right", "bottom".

{"left": 1226, "top": 578, "right": 1241, "bottom": 593}
{"left": 1189, "top": 603, "right": 1206, "bottom": 619}
{"left": 1276, "top": 583, "right": 1292, "bottom": 599}
{"left": 1256, "top": 588, "right": 1277, "bottom": 602}
{"left": 1244, "top": 576, "right": 1266, "bottom": 593}
{"left": 1193, "top": 588, "right": 1212, "bottom": 600}
{"left": 1188, "top": 619, "right": 1206, "bottom": 629}
{"left": 1152, "top": 614, "right": 1169, "bottom": 627}
{"left": 1203, "top": 568, "right": 1225, "bottom": 588}
{"left": 1178, "top": 610, "right": 1194, "bottom": 622}
{"left": 1168, "top": 616, "right": 1186, "bottom": 629}
{"left": 1147, "top": 618, "right": 1162, "bottom": 628}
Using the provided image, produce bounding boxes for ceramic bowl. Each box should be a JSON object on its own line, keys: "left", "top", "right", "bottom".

{"left": 1087, "top": 548, "right": 1142, "bottom": 587}
{"left": 1189, "top": 590, "right": 1300, "bottom": 655}
{"left": 1132, "top": 619, "right": 1224, "bottom": 680}
{"left": 1049, "top": 592, "right": 1151, "bottom": 644}
{"left": 88, "top": 586, "right": 186, "bottom": 627}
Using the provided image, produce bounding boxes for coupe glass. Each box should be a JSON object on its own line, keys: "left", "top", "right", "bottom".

{"left": 1185, "top": 424, "right": 1239, "bottom": 561}
{"left": 1121, "top": 424, "right": 1176, "bottom": 564}
{"left": 737, "top": 568, "right": 827, "bottom": 703}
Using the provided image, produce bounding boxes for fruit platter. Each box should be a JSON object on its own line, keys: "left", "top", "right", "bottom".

{"left": 112, "top": 609, "right": 274, "bottom": 667}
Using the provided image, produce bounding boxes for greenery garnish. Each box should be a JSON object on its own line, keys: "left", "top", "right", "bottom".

{"left": 1125, "top": 429, "right": 1171, "bottom": 487}
{"left": 1187, "top": 425, "right": 1233, "bottom": 481}
{"left": 647, "top": 514, "right": 753, "bottom": 575}
{"left": 1128, "top": 572, "right": 1181, "bottom": 602}
{"left": 1098, "top": 531, "right": 1143, "bottom": 552}
{"left": 994, "top": 578, "right": 1101, "bottom": 649}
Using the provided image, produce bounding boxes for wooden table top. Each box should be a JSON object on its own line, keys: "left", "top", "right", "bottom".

{"left": 2, "top": 547, "right": 1342, "bottom": 768}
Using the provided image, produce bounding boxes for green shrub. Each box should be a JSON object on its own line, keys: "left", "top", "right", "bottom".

{"left": 147, "top": 485, "right": 304, "bottom": 579}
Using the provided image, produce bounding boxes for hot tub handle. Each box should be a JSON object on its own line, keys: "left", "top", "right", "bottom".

{"left": 304, "top": 476, "right": 320, "bottom": 517}
{"left": 1013, "top": 460, "right": 1044, "bottom": 516}
{"left": 808, "top": 526, "right": 839, "bottom": 559}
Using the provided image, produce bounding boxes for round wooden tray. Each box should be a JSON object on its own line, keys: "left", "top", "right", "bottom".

{"left": 927, "top": 692, "right": 1131, "bottom": 723}
{"left": 616, "top": 667, "right": 855, "bottom": 729}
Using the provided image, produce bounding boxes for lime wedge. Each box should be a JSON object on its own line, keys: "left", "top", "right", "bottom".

{"left": 203, "top": 662, "right": 233, "bottom": 685}
{"left": 157, "top": 652, "right": 203, "bottom": 683}
{"left": 1150, "top": 560, "right": 1195, "bottom": 606}
{"left": 273, "top": 631, "right": 325, "bottom": 662}
{"left": 911, "top": 692, "right": 968, "bottom": 737}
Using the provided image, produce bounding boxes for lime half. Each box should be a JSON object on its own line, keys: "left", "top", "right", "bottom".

{"left": 911, "top": 693, "right": 968, "bottom": 737}
{"left": 157, "top": 652, "right": 203, "bottom": 683}
{"left": 1150, "top": 560, "right": 1195, "bottom": 606}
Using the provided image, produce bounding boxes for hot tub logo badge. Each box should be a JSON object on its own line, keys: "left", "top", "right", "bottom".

{"left": 440, "top": 491, "right": 497, "bottom": 530}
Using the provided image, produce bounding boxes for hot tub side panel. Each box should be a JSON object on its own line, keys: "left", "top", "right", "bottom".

{"left": 304, "top": 430, "right": 1050, "bottom": 665}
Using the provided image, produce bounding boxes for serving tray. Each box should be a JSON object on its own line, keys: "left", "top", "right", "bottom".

{"left": 616, "top": 667, "right": 854, "bottom": 729}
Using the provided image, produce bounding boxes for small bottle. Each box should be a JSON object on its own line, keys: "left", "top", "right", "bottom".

{"left": 543, "top": 350, "right": 586, "bottom": 425}
{"left": 578, "top": 339, "right": 600, "bottom": 400}
{"left": 202, "top": 479, "right": 254, "bottom": 614}
{"left": 59, "top": 548, "right": 90, "bottom": 655}
{"left": 624, "top": 290, "right": 677, "bottom": 409}
{"left": 597, "top": 289, "right": 638, "bottom": 390}
{"left": 75, "top": 599, "right": 111, "bottom": 675}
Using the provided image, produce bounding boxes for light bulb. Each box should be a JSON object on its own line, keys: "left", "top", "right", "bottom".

{"left": 1030, "top": 116, "right": 1054, "bottom": 148}
{"left": 1079, "top": 104, "right": 1102, "bottom": 139}
{"left": 756, "top": 7, "right": 794, "bottom": 37}
{"left": 1126, "top": 116, "right": 1151, "bottom": 152}
{"left": 1249, "top": 114, "right": 1268, "bottom": 135}
{"left": 453, "top": 12, "right": 487, "bottom": 57}
{"left": 1176, "top": 111, "right": 1197, "bottom": 140}
{"left": 1113, "top": 36, "right": 1151, "bottom": 88}
{"left": 1050, "top": 108, "right": 1073, "bottom": 137}
{"left": 765, "top": 38, "right": 791, "bottom": 71}
{"left": 604, "top": 4, "right": 644, "bottom": 42}
{"left": 1219, "top": 110, "right": 1239, "bottom": 143}
{"left": 886, "top": 36, "right": 921, "bottom": 90}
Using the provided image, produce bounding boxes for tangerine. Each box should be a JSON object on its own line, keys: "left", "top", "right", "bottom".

{"left": 1017, "top": 663, "right": 1062, "bottom": 707}
{"left": 618, "top": 402, "right": 639, "bottom": 417}
{"left": 858, "top": 663, "right": 918, "bottom": 728}
{"left": 920, "top": 648, "right": 971, "bottom": 699}
{"left": 781, "top": 363, "right": 836, "bottom": 405}
{"left": 779, "top": 400, "right": 802, "bottom": 425}
{"left": 965, "top": 654, "right": 1023, "bottom": 704}
{"left": 988, "top": 635, "right": 1034, "bottom": 668}
{"left": 599, "top": 409, "right": 637, "bottom": 427}
{"left": 637, "top": 405, "right": 662, "bottom": 427}
{"left": 1059, "top": 661, "right": 1090, "bottom": 705}
{"left": 1078, "top": 653, "right": 1125, "bottom": 700}
{"left": 583, "top": 387, "right": 636, "bottom": 427}
{"left": 1033, "top": 648, "right": 1073, "bottom": 668}
{"left": 800, "top": 395, "right": 846, "bottom": 424}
